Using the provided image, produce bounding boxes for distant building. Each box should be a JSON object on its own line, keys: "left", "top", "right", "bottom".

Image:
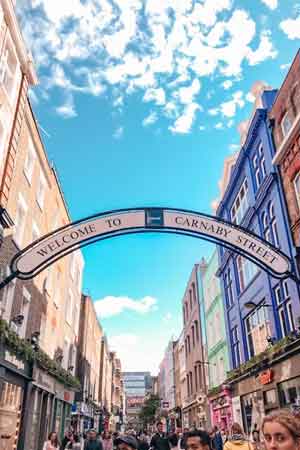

{"left": 122, "top": 371, "right": 151, "bottom": 429}
{"left": 202, "top": 249, "right": 232, "bottom": 429}
{"left": 182, "top": 263, "right": 209, "bottom": 429}
{"left": 158, "top": 340, "right": 176, "bottom": 431}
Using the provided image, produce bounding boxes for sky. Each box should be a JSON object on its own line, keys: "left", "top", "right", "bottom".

{"left": 18, "top": 0, "right": 300, "bottom": 374}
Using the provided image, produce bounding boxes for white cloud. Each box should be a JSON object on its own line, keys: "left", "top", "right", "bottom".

{"left": 55, "top": 95, "right": 77, "bottom": 118}
{"left": 247, "top": 31, "right": 277, "bottom": 65}
{"left": 199, "top": 125, "right": 206, "bottom": 131}
{"left": 260, "top": 0, "right": 278, "bottom": 10}
{"left": 208, "top": 108, "right": 219, "bottom": 116}
{"left": 229, "top": 143, "right": 240, "bottom": 152}
{"left": 280, "top": 16, "right": 300, "bottom": 39}
{"left": 227, "top": 119, "right": 234, "bottom": 127}
{"left": 109, "top": 333, "right": 163, "bottom": 374}
{"left": 215, "top": 122, "right": 224, "bottom": 129}
{"left": 143, "top": 88, "right": 166, "bottom": 105}
{"left": 94, "top": 295, "right": 157, "bottom": 318}
{"left": 169, "top": 103, "right": 200, "bottom": 134}
{"left": 222, "top": 80, "right": 233, "bottom": 90}
{"left": 113, "top": 126, "right": 124, "bottom": 139}
{"left": 246, "top": 92, "right": 255, "bottom": 102}
{"left": 142, "top": 111, "right": 158, "bottom": 127}
{"left": 220, "top": 91, "right": 245, "bottom": 117}
{"left": 163, "top": 312, "right": 172, "bottom": 322}
{"left": 175, "top": 79, "right": 201, "bottom": 104}
{"left": 280, "top": 63, "right": 290, "bottom": 71}
{"left": 19, "top": 0, "right": 281, "bottom": 130}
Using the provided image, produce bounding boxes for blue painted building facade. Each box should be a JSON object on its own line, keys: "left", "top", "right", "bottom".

{"left": 217, "top": 90, "right": 300, "bottom": 371}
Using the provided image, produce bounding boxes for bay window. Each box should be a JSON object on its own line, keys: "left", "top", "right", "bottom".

{"left": 231, "top": 179, "right": 249, "bottom": 225}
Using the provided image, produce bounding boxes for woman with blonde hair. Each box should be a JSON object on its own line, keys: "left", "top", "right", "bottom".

{"left": 224, "top": 423, "right": 253, "bottom": 450}
{"left": 262, "top": 410, "right": 300, "bottom": 450}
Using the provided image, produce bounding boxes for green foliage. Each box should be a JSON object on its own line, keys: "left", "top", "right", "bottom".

{"left": 139, "top": 394, "right": 160, "bottom": 426}
{"left": 0, "top": 319, "right": 81, "bottom": 391}
{"left": 226, "top": 335, "right": 297, "bottom": 381}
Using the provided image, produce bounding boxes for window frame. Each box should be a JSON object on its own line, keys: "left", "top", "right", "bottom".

{"left": 24, "top": 138, "right": 36, "bottom": 185}
{"left": 231, "top": 179, "right": 249, "bottom": 225}
{"left": 14, "top": 193, "right": 28, "bottom": 248}
{"left": 293, "top": 172, "right": 300, "bottom": 210}
{"left": 281, "top": 111, "right": 293, "bottom": 137}
{"left": 36, "top": 170, "right": 47, "bottom": 210}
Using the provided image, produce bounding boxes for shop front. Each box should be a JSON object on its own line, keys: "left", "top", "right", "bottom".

{"left": 0, "top": 348, "right": 31, "bottom": 450}
{"left": 228, "top": 339, "right": 300, "bottom": 435}
{"left": 24, "top": 365, "right": 75, "bottom": 449}
{"left": 209, "top": 387, "right": 233, "bottom": 431}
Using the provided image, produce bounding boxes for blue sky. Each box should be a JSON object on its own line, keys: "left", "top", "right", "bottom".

{"left": 19, "top": 0, "right": 300, "bottom": 373}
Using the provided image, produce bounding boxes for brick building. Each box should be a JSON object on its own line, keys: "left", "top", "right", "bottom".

{"left": 73, "top": 294, "right": 103, "bottom": 434}
{"left": 270, "top": 50, "right": 300, "bottom": 274}
{"left": 182, "top": 263, "right": 209, "bottom": 429}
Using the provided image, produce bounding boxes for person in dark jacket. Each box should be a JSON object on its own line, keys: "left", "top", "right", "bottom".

{"left": 213, "top": 427, "right": 223, "bottom": 450}
{"left": 116, "top": 434, "right": 139, "bottom": 450}
{"left": 150, "top": 422, "right": 170, "bottom": 450}
{"left": 84, "top": 429, "right": 103, "bottom": 450}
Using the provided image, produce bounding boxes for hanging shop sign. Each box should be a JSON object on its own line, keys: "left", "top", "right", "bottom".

{"left": 259, "top": 369, "right": 274, "bottom": 385}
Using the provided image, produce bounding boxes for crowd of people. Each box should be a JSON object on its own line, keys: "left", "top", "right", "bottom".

{"left": 43, "top": 410, "right": 300, "bottom": 450}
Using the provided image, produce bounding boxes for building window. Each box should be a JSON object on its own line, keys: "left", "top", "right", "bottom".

{"left": 0, "top": 267, "right": 16, "bottom": 321}
{"left": 18, "top": 287, "right": 31, "bottom": 339}
{"left": 190, "top": 371, "right": 193, "bottom": 394}
{"left": 1, "top": 35, "right": 18, "bottom": 101}
{"left": 192, "top": 282, "right": 196, "bottom": 303}
{"left": 65, "top": 289, "right": 73, "bottom": 325}
{"left": 24, "top": 138, "right": 36, "bottom": 184}
{"left": 274, "top": 281, "right": 295, "bottom": 337}
{"left": 252, "top": 144, "right": 266, "bottom": 190}
{"left": 194, "top": 320, "right": 199, "bottom": 341}
{"left": 245, "top": 304, "right": 269, "bottom": 358}
{"left": 14, "top": 194, "right": 28, "bottom": 247}
{"left": 281, "top": 111, "right": 293, "bottom": 137}
{"left": 189, "top": 289, "right": 193, "bottom": 311}
{"left": 262, "top": 202, "right": 279, "bottom": 247}
{"left": 224, "top": 268, "right": 234, "bottom": 308}
{"left": 231, "top": 326, "right": 241, "bottom": 369}
{"left": 187, "top": 335, "right": 191, "bottom": 353}
{"left": 32, "top": 221, "right": 40, "bottom": 243}
{"left": 36, "top": 171, "right": 46, "bottom": 210}
{"left": 237, "top": 256, "right": 258, "bottom": 292}
{"left": 192, "top": 325, "right": 195, "bottom": 347}
{"left": 231, "top": 179, "right": 249, "bottom": 225}
{"left": 70, "top": 254, "right": 76, "bottom": 280}
{"left": 294, "top": 172, "right": 300, "bottom": 210}
{"left": 194, "top": 365, "right": 198, "bottom": 391}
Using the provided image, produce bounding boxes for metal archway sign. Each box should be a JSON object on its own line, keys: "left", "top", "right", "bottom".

{"left": 1, "top": 207, "right": 296, "bottom": 288}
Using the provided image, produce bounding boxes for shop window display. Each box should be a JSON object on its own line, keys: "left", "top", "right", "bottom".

{"left": 0, "top": 382, "right": 23, "bottom": 450}
{"left": 278, "top": 377, "right": 300, "bottom": 407}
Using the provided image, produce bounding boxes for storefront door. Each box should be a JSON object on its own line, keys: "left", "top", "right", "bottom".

{"left": 0, "top": 381, "right": 23, "bottom": 450}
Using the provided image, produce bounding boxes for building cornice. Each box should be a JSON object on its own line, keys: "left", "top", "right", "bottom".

{"left": 2, "top": 0, "right": 38, "bottom": 85}
{"left": 272, "top": 111, "right": 300, "bottom": 165}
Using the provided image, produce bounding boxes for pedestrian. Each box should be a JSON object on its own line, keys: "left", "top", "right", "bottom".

{"left": 102, "top": 432, "right": 113, "bottom": 450}
{"left": 252, "top": 424, "right": 264, "bottom": 450}
{"left": 224, "top": 423, "right": 253, "bottom": 450}
{"left": 116, "top": 435, "right": 139, "bottom": 450}
{"left": 150, "top": 422, "right": 170, "bottom": 450}
{"left": 168, "top": 433, "right": 179, "bottom": 450}
{"left": 84, "top": 429, "right": 103, "bottom": 450}
{"left": 62, "top": 431, "right": 73, "bottom": 450}
{"left": 180, "top": 428, "right": 189, "bottom": 450}
{"left": 139, "top": 432, "right": 150, "bottom": 450}
{"left": 65, "top": 434, "right": 81, "bottom": 450}
{"left": 213, "top": 427, "right": 223, "bottom": 450}
{"left": 262, "top": 410, "right": 300, "bottom": 450}
{"left": 43, "top": 432, "right": 60, "bottom": 450}
{"left": 185, "top": 430, "right": 212, "bottom": 450}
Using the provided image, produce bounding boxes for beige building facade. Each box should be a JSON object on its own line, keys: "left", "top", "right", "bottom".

{"left": 182, "top": 264, "right": 208, "bottom": 429}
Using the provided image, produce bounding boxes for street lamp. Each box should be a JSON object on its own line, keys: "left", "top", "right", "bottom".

{"left": 244, "top": 301, "right": 272, "bottom": 311}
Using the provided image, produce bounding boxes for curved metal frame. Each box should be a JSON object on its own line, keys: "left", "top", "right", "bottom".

{"left": 0, "top": 206, "right": 298, "bottom": 289}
